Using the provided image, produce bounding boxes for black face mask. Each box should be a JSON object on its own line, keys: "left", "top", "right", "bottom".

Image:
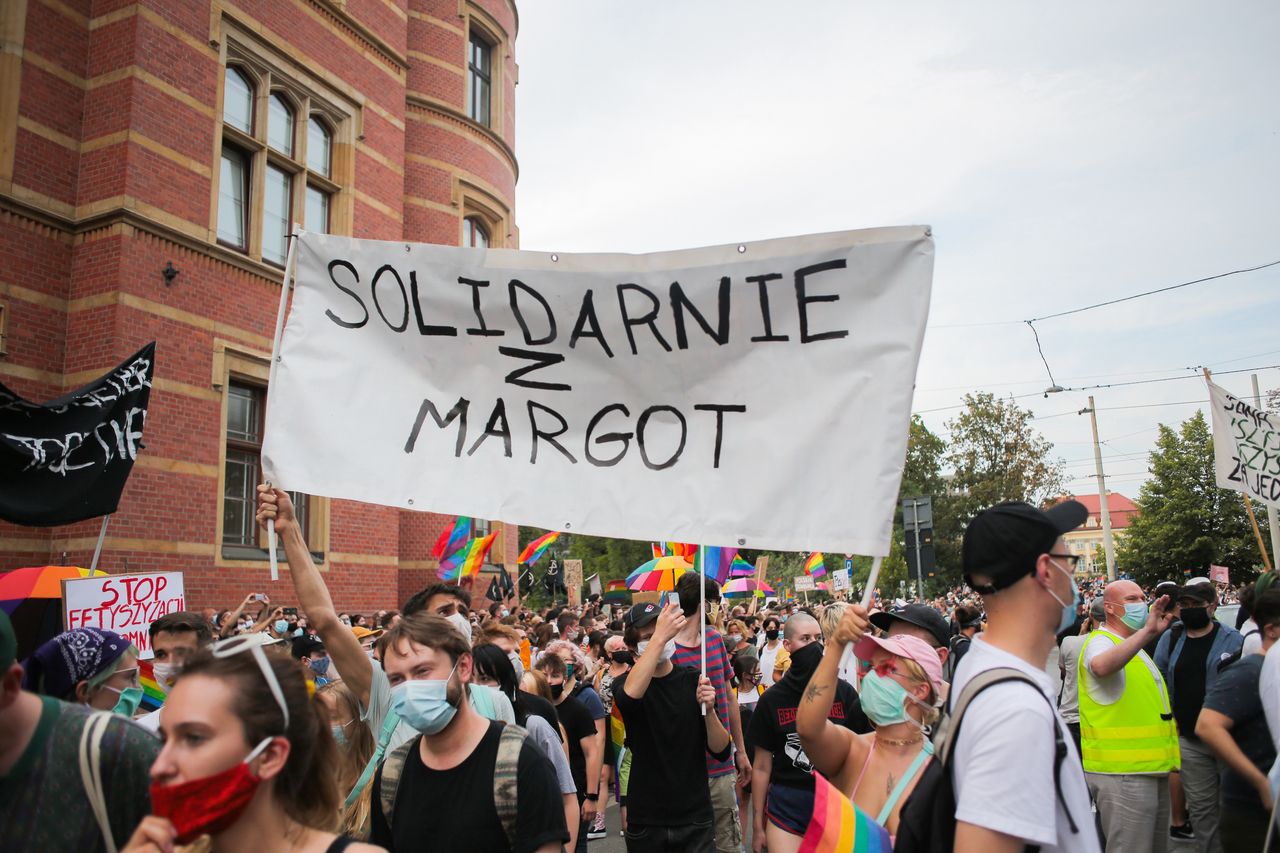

{"left": 765, "top": 629, "right": 779, "bottom": 642}
{"left": 786, "top": 642, "right": 824, "bottom": 680}
{"left": 1180, "top": 606, "right": 1211, "bottom": 630}
{"left": 550, "top": 681, "right": 565, "bottom": 699}
{"left": 611, "top": 651, "right": 634, "bottom": 666}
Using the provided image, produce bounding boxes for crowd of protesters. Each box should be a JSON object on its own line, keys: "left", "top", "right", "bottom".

{"left": 2, "top": 487, "right": 1278, "bottom": 851}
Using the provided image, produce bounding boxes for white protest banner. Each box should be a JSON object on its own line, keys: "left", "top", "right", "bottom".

{"left": 1207, "top": 378, "right": 1280, "bottom": 507}
{"left": 263, "top": 227, "right": 933, "bottom": 554}
{"left": 832, "top": 568, "right": 851, "bottom": 592}
{"left": 63, "top": 571, "right": 185, "bottom": 658}
{"left": 794, "top": 575, "right": 816, "bottom": 591}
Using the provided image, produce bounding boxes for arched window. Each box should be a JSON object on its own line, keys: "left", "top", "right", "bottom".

{"left": 306, "top": 116, "right": 331, "bottom": 177}
{"left": 223, "top": 67, "right": 254, "bottom": 133}
{"left": 463, "top": 217, "right": 489, "bottom": 249}
{"left": 267, "top": 93, "right": 294, "bottom": 155}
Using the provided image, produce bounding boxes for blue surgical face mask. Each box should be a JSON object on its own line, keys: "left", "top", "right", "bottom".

{"left": 1120, "top": 602, "right": 1148, "bottom": 631}
{"left": 390, "top": 662, "right": 459, "bottom": 735}
{"left": 309, "top": 656, "right": 331, "bottom": 677}
{"left": 331, "top": 723, "right": 349, "bottom": 748}
{"left": 1046, "top": 559, "right": 1080, "bottom": 634}
{"left": 274, "top": 620, "right": 289, "bottom": 634}
{"left": 858, "top": 670, "right": 917, "bottom": 729}
{"left": 565, "top": 662, "right": 575, "bottom": 680}
{"left": 104, "top": 685, "right": 143, "bottom": 718}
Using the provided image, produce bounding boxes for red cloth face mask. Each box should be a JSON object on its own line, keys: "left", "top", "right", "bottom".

{"left": 150, "top": 737, "right": 273, "bottom": 843}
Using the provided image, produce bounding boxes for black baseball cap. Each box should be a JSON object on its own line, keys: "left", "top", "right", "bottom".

{"left": 291, "top": 636, "right": 325, "bottom": 658}
{"left": 624, "top": 602, "right": 661, "bottom": 629}
{"left": 962, "top": 500, "right": 1089, "bottom": 593}
{"left": 1176, "top": 582, "right": 1216, "bottom": 604}
{"left": 870, "top": 603, "right": 950, "bottom": 650}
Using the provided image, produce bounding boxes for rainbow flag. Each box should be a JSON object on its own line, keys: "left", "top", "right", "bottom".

{"left": 651, "top": 543, "right": 664, "bottom": 559}
{"left": 609, "top": 702, "right": 626, "bottom": 767}
{"left": 693, "top": 546, "right": 738, "bottom": 585}
{"left": 730, "top": 555, "right": 755, "bottom": 577}
{"left": 517, "top": 531, "right": 559, "bottom": 566}
{"left": 798, "top": 771, "right": 891, "bottom": 853}
{"left": 432, "top": 516, "right": 472, "bottom": 560}
{"left": 804, "top": 551, "right": 827, "bottom": 577}
{"left": 440, "top": 532, "right": 499, "bottom": 580}
{"left": 137, "top": 659, "right": 165, "bottom": 712}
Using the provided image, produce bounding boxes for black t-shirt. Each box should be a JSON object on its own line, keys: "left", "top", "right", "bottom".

{"left": 369, "top": 720, "right": 569, "bottom": 853}
{"left": 555, "top": 693, "right": 595, "bottom": 793}
{"left": 1203, "top": 655, "right": 1276, "bottom": 810}
{"left": 748, "top": 672, "right": 865, "bottom": 790}
{"left": 1172, "top": 627, "right": 1216, "bottom": 738}
{"left": 517, "top": 690, "right": 562, "bottom": 741}
{"left": 614, "top": 664, "right": 732, "bottom": 827}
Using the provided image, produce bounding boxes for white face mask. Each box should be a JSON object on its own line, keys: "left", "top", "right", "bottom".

{"left": 151, "top": 661, "right": 179, "bottom": 693}
{"left": 446, "top": 611, "right": 473, "bottom": 645}
{"left": 637, "top": 638, "right": 676, "bottom": 662}
{"left": 508, "top": 651, "right": 525, "bottom": 680}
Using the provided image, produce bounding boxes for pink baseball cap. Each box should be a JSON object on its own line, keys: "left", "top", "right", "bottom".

{"left": 854, "top": 633, "right": 945, "bottom": 697}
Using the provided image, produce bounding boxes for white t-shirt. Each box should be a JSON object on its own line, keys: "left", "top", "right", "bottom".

{"left": 1079, "top": 632, "right": 1128, "bottom": 706}
{"left": 1057, "top": 635, "right": 1086, "bottom": 724}
{"left": 758, "top": 641, "right": 781, "bottom": 688}
{"left": 1261, "top": 642, "right": 1280, "bottom": 799}
{"left": 950, "top": 636, "right": 1101, "bottom": 853}
{"left": 361, "top": 659, "right": 515, "bottom": 752}
{"left": 1241, "top": 617, "right": 1263, "bottom": 657}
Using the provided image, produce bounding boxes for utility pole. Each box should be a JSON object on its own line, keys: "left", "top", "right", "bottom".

{"left": 1252, "top": 374, "right": 1280, "bottom": 564}
{"left": 1081, "top": 396, "right": 1117, "bottom": 581}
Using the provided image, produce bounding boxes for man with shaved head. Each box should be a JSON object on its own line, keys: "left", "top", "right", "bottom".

{"left": 1079, "top": 578, "right": 1180, "bottom": 852}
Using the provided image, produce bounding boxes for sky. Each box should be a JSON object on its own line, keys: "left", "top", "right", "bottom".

{"left": 513, "top": 2, "right": 1280, "bottom": 500}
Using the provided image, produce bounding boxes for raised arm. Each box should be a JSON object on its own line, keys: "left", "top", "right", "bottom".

{"left": 256, "top": 485, "right": 373, "bottom": 706}
{"left": 796, "top": 605, "right": 866, "bottom": 779}
{"left": 219, "top": 593, "right": 259, "bottom": 638}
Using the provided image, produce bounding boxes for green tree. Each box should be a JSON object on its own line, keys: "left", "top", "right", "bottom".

{"left": 1116, "top": 412, "right": 1260, "bottom": 587}
{"left": 944, "top": 391, "right": 1066, "bottom": 521}
{"left": 894, "top": 416, "right": 962, "bottom": 588}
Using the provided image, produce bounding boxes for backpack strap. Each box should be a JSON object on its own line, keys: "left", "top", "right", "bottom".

{"left": 378, "top": 734, "right": 421, "bottom": 828}
{"left": 347, "top": 709, "right": 403, "bottom": 809}
{"left": 493, "top": 723, "right": 528, "bottom": 850}
{"left": 78, "top": 712, "right": 118, "bottom": 853}
{"left": 940, "top": 667, "right": 1079, "bottom": 836}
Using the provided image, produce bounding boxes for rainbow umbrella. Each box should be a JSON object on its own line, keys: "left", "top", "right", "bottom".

{"left": 626, "top": 558, "right": 693, "bottom": 592}
{"left": 815, "top": 582, "right": 831, "bottom": 592}
{"left": 0, "top": 565, "right": 108, "bottom": 661}
{"left": 626, "top": 556, "right": 692, "bottom": 584}
{"left": 721, "top": 578, "right": 775, "bottom": 598}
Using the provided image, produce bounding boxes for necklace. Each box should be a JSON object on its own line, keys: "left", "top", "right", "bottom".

{"left": 875, "top": 733, "right": 924, "bottom": 747}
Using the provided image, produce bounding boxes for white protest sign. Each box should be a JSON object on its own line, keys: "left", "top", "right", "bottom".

{"left": 263, "top": 228, "right": 933, "bottom": 554}
{"left": 63, "top": 571, "right": 185, "bottom": 659}
{"left": 794, "top": 575, "right": 816, "bottom": 591}
{"left": 832, "top": 568, "right": 851, "bottom": 591}
{"left": 1207, "top": 378, "right": 1280, "bottom": 507}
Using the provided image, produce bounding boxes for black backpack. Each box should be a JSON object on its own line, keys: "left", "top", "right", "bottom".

{"left": 893, "top": 667, "right": 1080, "bottom": 853}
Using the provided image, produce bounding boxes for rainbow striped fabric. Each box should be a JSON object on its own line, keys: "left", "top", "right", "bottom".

{"left": 517, "top": 531, "right": 559, "bottom": 565}
{"left": 137, "top": 658, "right": 165, "bottom": 712}
{"left": 609, "top": 702, "right": 626, "bottom": 765}
{"left": 432, "top": 516, "right": 472, "bottom": 560}
{"left": 798, "top": 771, "right": 891, "bottom": 853}
{"left": 804, "top": 551, "right": 827, "bottom": 577}
{"left": 730, "top": 555, "right": 756, "bottom": 577}
{"left": 455, "top": 532, "right": 499, "bottom": 580}
{"left": 693, "top": 546, "right": 738, "bottom": 585}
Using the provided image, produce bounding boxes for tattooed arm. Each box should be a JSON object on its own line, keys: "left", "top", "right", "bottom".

{"left": 796, "top": 606, "right": 870, "bottom": 781}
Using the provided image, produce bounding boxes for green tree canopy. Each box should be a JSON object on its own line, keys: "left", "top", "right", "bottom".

{"left": 1116, "top": 411, "right": 1261, "bottom": 587}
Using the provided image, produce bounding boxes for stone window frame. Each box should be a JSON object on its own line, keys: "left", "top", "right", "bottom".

{"left": 464, "top": 4, "right": 510, "bottom": 137}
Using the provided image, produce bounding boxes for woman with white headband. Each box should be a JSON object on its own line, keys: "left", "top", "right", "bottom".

{"left": 122, "top": 635, "right": 385, "bottom": 852}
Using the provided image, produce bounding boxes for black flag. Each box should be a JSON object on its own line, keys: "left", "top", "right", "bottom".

{"left": 0, "top": 342, "right": 156, "bottom": 525}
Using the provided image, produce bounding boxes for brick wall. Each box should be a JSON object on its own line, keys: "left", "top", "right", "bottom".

{"left": 0, "top": 0, "right": 521, "bottom": 615}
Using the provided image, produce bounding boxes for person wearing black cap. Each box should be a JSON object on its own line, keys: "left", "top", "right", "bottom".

{"left": 870, "top": 603, "right": 952, "bottom": 668}
{"left": 614, "top": 601, "right": 730, "bottom": 851}
{"left": 292, "top": 635, "right": 332, "bottom": 686}
{"left": 0, "top": 610, "right": 160, "bottom": 852}
{"left": 949, "top": 500, "right": 1099, "bottom": 853}
{"left": 1153, "top": 580, "right": 1243, "bottom": 853}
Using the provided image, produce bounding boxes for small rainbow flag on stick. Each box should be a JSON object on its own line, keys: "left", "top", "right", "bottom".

{"left": 798, "top": 771, "right": 892, "bottom": 853}
{"left": 518, "top": 531, "right": 560, "bottom": 566}
{"left": 432, "top": 516, "right": 472, "bottom": 559}
{"left": 804, "top": 552, "right": 827, "bottom": 577}
{"left": 137, "top": 659, "right": 166, "bottom": 712}
{"left": 439, "top": 532, "right": 499, "bottom": 580}
{"left": 693, "top": 546, "right": 739, "bottom": 585}
{"left": 730, "top": 555, "right": 756, "bottom": 577}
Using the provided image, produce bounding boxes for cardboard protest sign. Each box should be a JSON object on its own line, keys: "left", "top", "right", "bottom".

{"left": 1209, "top": 564, "right": 1229, "bottom": 584}
{"left": 1207, "top": 378, "right": 1280, "bottom": 507}
{"left": 0, "top": 343, "right": 155, "bottom": 525}
{"left": 794, "top": 575, "right": 816, "bottom": 591}
{"left": 263, "top": 228, "right": 933, "bottom": 554}
{"left": 563, "top": 559, "right": 584, "bottom": 606}
{"left": 832, "top": 568, "right": 851, "bottom": 591}
{"left": 63, "top": 571, "right": 184, "bottom": 659}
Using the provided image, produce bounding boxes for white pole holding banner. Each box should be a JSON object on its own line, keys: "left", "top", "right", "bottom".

{"left": 1252, "top": 374, "right": 1280, "bottom": 564}
{"left": 844, "top": 555, "right": 884, "bottom": 689}
{"left": 699, "top": 544, "right": 707, "bottom": 716}
{"left": 89, "top": 515, "right": 110, "bottom": 573}
{"left": 263, "top": 227, "right": 300, "bottom": 583}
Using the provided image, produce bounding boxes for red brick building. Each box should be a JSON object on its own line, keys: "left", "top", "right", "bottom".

{"left": 0, "top": 0, "right": 522, "bottom": 612}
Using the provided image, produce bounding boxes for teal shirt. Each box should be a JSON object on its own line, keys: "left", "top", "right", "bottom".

{"left": 0, "top": 696, "right": 160, "bottom": 851}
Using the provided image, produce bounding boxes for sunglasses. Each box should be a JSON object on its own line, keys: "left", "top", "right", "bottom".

{"left": 870, "top": 659, "right": 920, "bottom": 682}
{"left": 211, "top": 634, "right": 291, "bottom": 727}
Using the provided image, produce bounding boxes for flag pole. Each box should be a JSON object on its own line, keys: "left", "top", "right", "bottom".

{"left": 845, "top": 555, "right": 884, "bottom": 690}
{"left": 89, "top": 515, "right": 110, "bottom": 573}
{"left": 1243, "top": 495, "right": 1274, "bottom": 573}
{"left": 699, "top": 545, "right": 707, "bottom": 716}
{"left": 263, "top": 228, "right": 300, "bottom": 584}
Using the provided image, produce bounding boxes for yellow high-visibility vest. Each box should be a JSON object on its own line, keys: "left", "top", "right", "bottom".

{"left": 1077, "top": 629, "right": 1180, "bottom": 774}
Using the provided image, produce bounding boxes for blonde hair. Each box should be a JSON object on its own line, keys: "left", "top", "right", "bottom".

{"left": 896, "top": 656, "right": 941, "bottom": 728}
{"left": 318, "top": 681, "right": 375, "bottom": 837}
{"left": 817, "top": 603, "right": 850, "bottom": 640}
